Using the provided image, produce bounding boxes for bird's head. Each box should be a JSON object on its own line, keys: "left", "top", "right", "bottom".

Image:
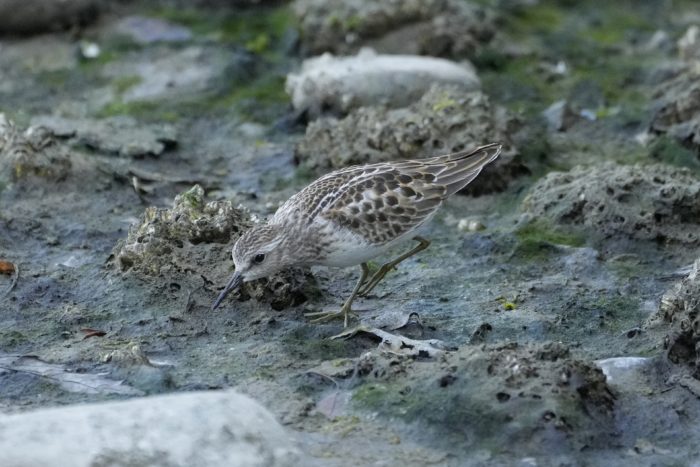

{"left": 211, "top": 223, "right": 288, "bottom": 310}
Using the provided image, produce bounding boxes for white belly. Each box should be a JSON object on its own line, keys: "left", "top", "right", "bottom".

{"left": 315, "top": 223, "right": 416, "bottom": 268}
{"left": 319, "top": 241, "right": 393, "bottom": 267}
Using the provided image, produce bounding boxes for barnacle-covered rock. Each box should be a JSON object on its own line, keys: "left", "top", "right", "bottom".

{"left": 658, "top": 259, "right": 700, "bottom": 376}
{"left": 522, "top": 163, "right": 700, "bottom": 244}
{"left": 293, "top": 0, "right": 495, "bottom": 59}
{"left": 650, "top": 67, "right": 700, "bottom": 153}
{"left": 295, "top": 84, "right": 525, "bottom": 195}
{"left": 115, "top": 185, "right": 250, "bottom": 275}
{"left": 114, "top": 185, "right": 309, "bottom": 309}
{"left": 0, "top": 113, "right": 72, "bottom": 183}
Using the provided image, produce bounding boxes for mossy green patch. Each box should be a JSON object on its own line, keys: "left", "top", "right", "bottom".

{"left": 506, "top": 2, "right": 565, "bottom": 36}
{"left": 649, "top": 135, "right": 700, "bottom": 172}
{"left": 218, "top": 74, "right": 288, "bottom": 107}
{"left": 208, "top": 73, "right": 289, "bottom": 123}
{"left": 576, "top": 3, "right": 655, "bottom": 46}
{"left": 280, "top": 325, "right": 352, "bottom": 360}
{"left": 607, "top": 255, "right": 646, "bottom": 280}
{"left": 36, "top": 69, "right": 73, "bottom": 88}
{"left": 78, "top": 35, "right": 143, "bottom": 70}
{"left": 431, "top": 95, "right": 458, "bottom": 113}
{"left": 351, "top": 369, "right": 578, "bottom": 452}
{"left": 482, "top": 0, "right": 660, "bottom": 126}
{"left": 513, "top": 219, "right": 585, "bottom": 261}
{"left": 516, "top": 219, "right": 585, "bottom": 247}
{"left": 96, "top": 100, "right": 179, "bottom": 122}
{"left": 591, "top": 294, "right": 642, "bottom": 333}
{"left": 0, "top": 330, "right": 30, "bottom": 348}
{"left": 152, "top": 5, "right": 295, "bottom": 58}
{"left": 179, "top": 185, "right": 205, "bottom": 211}
{"left": 343, "top": 15, "right": 363, "bottom": 32}
{"left": 352, "top": 382, "right": 391, "bottom": 408}
{"left": 98, "top": 68, "right": 289, "bottom": 124}
{"left": 113, "top": 75, "right": 143, "bottom": 95}
{"left": 245, "top": 34, "right": 271, "bottom": 55}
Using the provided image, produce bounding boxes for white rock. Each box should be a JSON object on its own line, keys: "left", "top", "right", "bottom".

{"left": 678, "top": 25, "right": 700, "bottom": 61}
{"left": 596, "top": 357, "right": 651, "bottom": 384}
{"left": 286, "top": 48, "right": 480, "bottom": 118}
{"left": 542, "top": 99, "right": 576, "bottom": 132}
{"left": 0, "top": 390, "right": 301, "bottom": 467}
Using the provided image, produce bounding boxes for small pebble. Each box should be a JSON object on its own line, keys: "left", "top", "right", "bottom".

{"left": 79, "top": 41, "right": 101, "bottom": 59}
{"left": 457, "top": 218, "right": 485, "bottom": 232}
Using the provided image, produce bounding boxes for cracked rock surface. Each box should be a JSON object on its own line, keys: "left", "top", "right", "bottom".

{"left": 522, "top": 163, "right": 700, "bottom": 244}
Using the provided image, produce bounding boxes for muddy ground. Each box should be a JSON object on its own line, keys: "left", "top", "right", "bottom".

{"left": 2, "top": 0, "right": 700, "bottom": 465}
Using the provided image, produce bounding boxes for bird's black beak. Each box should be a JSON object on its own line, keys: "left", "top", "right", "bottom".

{"left": 211, "top": 271, "right": 243, "bottom": 310}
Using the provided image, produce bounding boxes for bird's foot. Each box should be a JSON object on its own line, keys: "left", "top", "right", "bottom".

{"left": 305, "top": 304, "right": 357, "bottom": 328}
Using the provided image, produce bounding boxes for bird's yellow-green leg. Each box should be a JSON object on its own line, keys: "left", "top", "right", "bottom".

{"left": 358, "top": 236, "right": 430, "bottom": 297}
{"left": 305, "top": 262, "right": 370, "bottom": 328}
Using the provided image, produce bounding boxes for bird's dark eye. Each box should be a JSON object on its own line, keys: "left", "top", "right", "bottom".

{"left": 253, "top": 253, "right": 266, "bottom": 264}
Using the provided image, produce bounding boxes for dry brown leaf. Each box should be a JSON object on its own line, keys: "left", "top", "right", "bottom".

{"left": 0, "top": 260, "right": 15, "bottom": 275}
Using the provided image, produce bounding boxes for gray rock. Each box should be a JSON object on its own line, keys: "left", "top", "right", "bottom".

{"left": 113, "top": 16, "right": 193, "bottom": 44}
{"left": 0, "top": 113, "right": 71, "bottom": 183}
{"left": 292, "top": 0, "right": 495, "bottom": 58}
{"left": 642, "top": 30, "right": 672, "bottom": 53}
{"left": 650, "top": 67, "right": 700, "bottom": 151}
{"left": 103, "top": 46, "right": 229, "bottom": 103}
{"left": 31, "top": 115, "right": 177, "bottom": 158}
{"left": 0, "top": 390, "right": 301, "bottom": 467}
{"left": 286, "top": 49, "right": 480, "bottom": 118}
{"left": 522, "top": 163, "right": 700, "bottom": 243}
{"left": 0, "top": 0, "right": 99, "bottom": 35}
{"left": 542, "top": 99, "right": 578, "bottom": 132}
{"left": 295, "top": 84, "right": 525, "bottom": 195}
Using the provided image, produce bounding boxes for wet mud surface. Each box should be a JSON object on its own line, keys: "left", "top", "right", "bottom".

{"left": 2, "top": 0, "right": 700, "bottom": 465}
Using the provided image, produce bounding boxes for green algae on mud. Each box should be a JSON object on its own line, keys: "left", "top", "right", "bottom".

{"left": 351, "top": 343, "right": 615, "bottom": 456}
{"left": 479, "top": 0, "right": 662, "bottom": 126}
{"left": 513, "top": 218, "right": 585, "bottom": 260}
{"left": 649, "top": 134, "right": 700, "bottom": 173}
{"left": 279, "top": 324, "right": 354, "bottom": 360}
{"left": 151, "top": 5, "right": 296, "bottom": 58}
{"left": 96, "top": 100, "right": 179, "bottom": 122}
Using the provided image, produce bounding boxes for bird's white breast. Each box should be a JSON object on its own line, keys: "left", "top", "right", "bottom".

{"left": 311, "top": 216, "right": 412, "bottom": 268}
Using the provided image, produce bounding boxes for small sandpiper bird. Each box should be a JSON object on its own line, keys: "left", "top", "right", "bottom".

{"left": 212, "top": 143, "right": 501, "bottom": 327}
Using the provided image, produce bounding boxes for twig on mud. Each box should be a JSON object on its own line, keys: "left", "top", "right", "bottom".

{"left": 183, "top": 285, "right": 202, "bottom": 313}
{"left": 2, "top": 263, "right": 19, "bottom": 299}
{"left": 304, "top": 370, "right": 340, "bottom": 388}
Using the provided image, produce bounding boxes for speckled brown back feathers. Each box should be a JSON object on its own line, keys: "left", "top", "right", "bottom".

{"left": 273, "top": 143, "right": 501, "bottom": 245}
